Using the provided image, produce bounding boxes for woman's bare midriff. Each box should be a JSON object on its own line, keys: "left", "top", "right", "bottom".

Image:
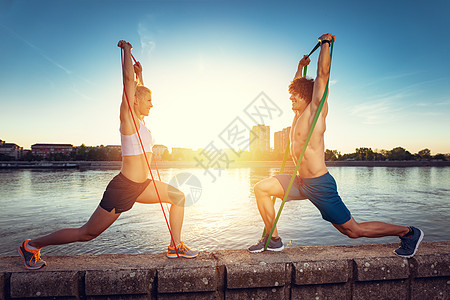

{"left": 120, "top": 153, "right": 152, "bottom": 183}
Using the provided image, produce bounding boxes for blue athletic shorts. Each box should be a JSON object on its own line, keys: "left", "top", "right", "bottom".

{"left": 274, "top": 172, "right": 351, "bottom": 225}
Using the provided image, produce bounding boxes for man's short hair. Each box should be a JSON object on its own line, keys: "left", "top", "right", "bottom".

{"left": 289, "top": 77, "right": 314, "bottom": 104}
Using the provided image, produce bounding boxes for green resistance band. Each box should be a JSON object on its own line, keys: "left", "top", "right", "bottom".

{"left": 262, "top": 139, "right": 291, "bottom": 237}
{"left": 264, "top": 38, "right": 334, "bottom": 250}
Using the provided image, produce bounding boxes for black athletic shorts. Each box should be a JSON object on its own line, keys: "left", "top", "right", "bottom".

{"left": 99, "top": 172, "right": 152, "bottom": 214}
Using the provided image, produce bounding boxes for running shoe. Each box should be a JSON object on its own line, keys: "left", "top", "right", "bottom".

{"left": 394, "top": 226, "right": 424, "bottom": 258}
{"left": 167, "top": 241, "right": 199, "bottom": 258}
{"left": 248, "top": 234, "right": 284, "bottom": 253}
{"left": 18, "top": 239, "right": 46, "bottom": 270}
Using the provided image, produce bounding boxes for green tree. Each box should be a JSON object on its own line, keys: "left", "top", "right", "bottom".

{"left": 106, "top": 147, "right": 121, "bottom": 161}
{"left": 417, "top": 148, "right": 431, "bottom": 160}
{"left": 387, "top": 147, "right": 413, "bottom": 161}
{"left": 21, "top": 151, "right": 34, "bottom": 161}
{"left": 432, "top": 154, "right": 447, "bottom": 161}
{"left": 325, "top": 149, "right": 340, "bottom": 161}
{"left": 370, "top": 149, "right": 386, "bottom": 161}
{"left": 76, "top": 144, "right": 88, "bottom": 160}
{"left": 87, "top": 146, "right": 107, "bottom": 161}
{"left": 161, "top": 149, "right": 171, "bottom": 161}
{"left": 355, "top": 147, "right": 375, "bottom": 161}
{"left": 48, "top": 152, "right": 70, "bottom": 161}
{"left": 339, "top": 152, "right": 357, "bottom": 161}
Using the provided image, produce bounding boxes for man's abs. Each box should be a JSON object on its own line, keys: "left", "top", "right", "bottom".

{"left": 290, "top": 117, "right": 327, "bottom": 178}
{"left": 292, "top": 150, "right": 328, "bottom": 178}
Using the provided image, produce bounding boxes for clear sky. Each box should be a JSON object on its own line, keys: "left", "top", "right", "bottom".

{"left": 1, "top": 0, "right": 449, "bottom": 154}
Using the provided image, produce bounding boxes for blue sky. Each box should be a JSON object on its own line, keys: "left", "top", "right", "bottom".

{"left": 1, "top": 0, "right": 449, "bottom": 154}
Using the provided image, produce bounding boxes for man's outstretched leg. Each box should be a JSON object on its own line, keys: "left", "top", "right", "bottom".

{"left": 333, "top": 216, "right": 424, "bottom": 258}
{"left": 248, "top": 177, "right": 286, "bottom": 253}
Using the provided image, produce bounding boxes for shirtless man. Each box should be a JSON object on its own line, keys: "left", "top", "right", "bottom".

{"left": 248, "top": 33, "right": 423, "bottom": 258}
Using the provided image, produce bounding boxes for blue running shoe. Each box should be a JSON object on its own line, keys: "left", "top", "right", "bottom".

{"left": 18, "top": 239, "right": 46, "bottom": 270}
{"left": 394, "top": 227, "right": 424, "bottom": 258}
{"left": 248, "top": 234, "right": 284, "bottom": 253}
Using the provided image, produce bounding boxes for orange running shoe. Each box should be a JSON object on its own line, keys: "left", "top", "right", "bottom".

{"left": 18, "top": 239, "right": 46, "bottom": 270}
{"left": 167, "top": 241, "right": 199, "bottom": 259}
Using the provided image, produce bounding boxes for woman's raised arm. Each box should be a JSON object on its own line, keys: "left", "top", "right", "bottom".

{"left": 118, "top": 40, "right": 136, "bottom": 122}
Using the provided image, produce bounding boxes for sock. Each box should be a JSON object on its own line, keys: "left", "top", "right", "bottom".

{"left": 404, "top": 227, "right": 414, "bottom": 237}
{"left": 271, "top": 236, "right": 280, "bottom": 241}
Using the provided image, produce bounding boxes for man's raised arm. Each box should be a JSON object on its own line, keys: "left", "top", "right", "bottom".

{"left": 293, "top": 55, "right": 311, "bottom": 80}
{"left": 310, "top": 33, "right": 335, "bottom": 117}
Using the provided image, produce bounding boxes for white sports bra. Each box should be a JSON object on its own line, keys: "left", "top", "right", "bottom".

{"left": 120, "top": 119, "right": 155, "bottom": 156}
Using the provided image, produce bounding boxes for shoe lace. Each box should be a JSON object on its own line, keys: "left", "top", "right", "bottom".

{"left": 178, "top": 241, "right": 189, "bottom": 253}
{"left": 259, "top": 235, "right": 268, "bottom": 245}
{"left": 29, "top": 249, "right": 41, "bottom": 266}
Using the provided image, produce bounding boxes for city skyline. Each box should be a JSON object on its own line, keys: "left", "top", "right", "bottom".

{"left": 2, "top": 124, "right": 446, "bottom": 157}
{"left": 1, "top": 1, "right": 449, "bottom": 154}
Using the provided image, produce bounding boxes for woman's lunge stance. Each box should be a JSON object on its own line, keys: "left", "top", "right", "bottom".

{"left": 18, "top": 40, "right": 198, "bottom": 270}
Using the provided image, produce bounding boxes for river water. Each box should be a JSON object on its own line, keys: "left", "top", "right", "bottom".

{"left": 1, "top": 166, "right": 449, "bottom": 256}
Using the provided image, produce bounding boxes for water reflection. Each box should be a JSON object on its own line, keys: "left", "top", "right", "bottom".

{"left": 0, "top": 166, "right": 449, "bottom": 256}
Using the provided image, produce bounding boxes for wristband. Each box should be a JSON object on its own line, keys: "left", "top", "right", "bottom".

{"left": 320, "top": 39, "right": 331, "bottom": 47}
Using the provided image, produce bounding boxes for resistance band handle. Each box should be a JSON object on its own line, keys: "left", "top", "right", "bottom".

{"left": 305, "top": 41, "right": 321, "bottom": 60}
{"left": 264, "top": 38, "right": 334, "bottom": 250}
{"left": 302, "top": 41, "right": 321, "bottom": 77}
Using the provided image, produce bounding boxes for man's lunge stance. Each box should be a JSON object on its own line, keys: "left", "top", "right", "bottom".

{"left": 248, "top": 33, "right": 423, "bottom": 258}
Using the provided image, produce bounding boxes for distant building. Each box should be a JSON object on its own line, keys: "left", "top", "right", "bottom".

{"left": 250, "top": 125, "right": 270, "bottom": 153}
{"left": 106, "top": 145, "right": 122, "bottom": 155}
{"left": 172, "top": 147, "right": 194, "bottom": 161}
{"left": 152, "top": 144, "right": 168, "bottom": 160}
{"left": 0, "top": 140, "right": 23, "bottom": 160}
{"left": 106, "top": 145, "right": 122, "bottom": 152}
{"left": 274, "top": 127, "right": 291, "bottom": 154}
{"left": 31, "top": 143, "right": 73, "bottom": 158}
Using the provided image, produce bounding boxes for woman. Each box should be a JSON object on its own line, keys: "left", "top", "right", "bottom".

{"left": 18, "top": 40, "right": 198, "bottom": 270}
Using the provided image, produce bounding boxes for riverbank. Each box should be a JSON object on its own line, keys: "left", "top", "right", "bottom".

{"left": 0, "top": 162, "right": 79, "bottom": 169}
{"left": 1, "top": 241, "right": 448, "bottom": 299}
{"left": 1, "top": 160, "right": 448, "bottom": 170}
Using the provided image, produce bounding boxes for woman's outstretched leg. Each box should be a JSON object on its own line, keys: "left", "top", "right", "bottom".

{"left": 30, "top": 206, "right": 120, "bottom": 248}
{"left": 19, "top": 206, "right": 120, "bottom": 269}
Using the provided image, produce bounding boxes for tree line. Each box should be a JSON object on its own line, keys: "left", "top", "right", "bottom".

{"left": 1, "top": 145, "right": 447, "bottom": 162}
{"left": 324, "top": 147, "right": 447, "bottom": 161}
{"left": 1, "top": 144, "right": 122, "bottom": 162}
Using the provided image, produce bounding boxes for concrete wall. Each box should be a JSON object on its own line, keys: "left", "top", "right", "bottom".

{"left": 0, "top": 241, "right": 448, "bottom": 299}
